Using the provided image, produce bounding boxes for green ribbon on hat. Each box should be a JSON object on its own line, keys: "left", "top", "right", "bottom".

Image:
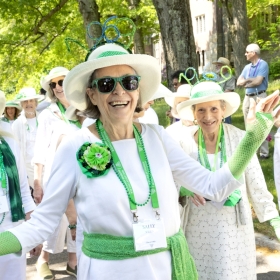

{"left": 191, "top": 89, "right": 224, "bottom": 99}
{"left": 97, "top": 50, "right": 127, "bottom": 58}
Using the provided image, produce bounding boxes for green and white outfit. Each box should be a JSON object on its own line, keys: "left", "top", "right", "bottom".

{"left": 0, "top": 123, "right": 36, "bottom": 280}
{"left": 179, "top": 124, "right": 279, "bottom": 280}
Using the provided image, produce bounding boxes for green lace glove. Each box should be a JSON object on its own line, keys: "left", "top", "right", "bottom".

{"left": 228, "top": 112, "right": 273, "bottom": 179}
{"left": 270, "top": 217, "right": 280, "bottom": 242}
{"left": 0, "top": 231, "right": 22, "bottom": 256}
{"left": 180, "top": 187, "right": 194, "bottom": 197}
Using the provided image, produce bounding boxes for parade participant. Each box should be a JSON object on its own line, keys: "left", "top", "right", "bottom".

{"left": 0, "top": 90, "right": 40, "bottom": 280}
{"left": 12, "top": 88, "right": 42, "bottom": 190}
{"left": 33, "top": 67, "right": 77, "bottom": 279}
{"left": 0, "top": 29, "right": 279, "bottom": 280}
{"left": 274, "top": 106, "right": 280, "bottom": 209}
{"left": 176, "top": 80, "right": 280, "bottom": 280}
{"left": 1, "top": 101, "right": 21, "bottom": 125}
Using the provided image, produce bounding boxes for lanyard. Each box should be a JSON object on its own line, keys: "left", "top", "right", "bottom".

{"left": 96, "top": 119, "right": 160, "bottom": 218}
{"left": 198, "top": 124, "right": 227, "bottom": 171}
{"left": 0, "top": 151, "right": 7, "bottom": 194}
{"left": 56, "top": 102, "right": 81, "bottom": 129}
{"left": 248, "top": 59, "right": 261, "bottom": 78}
{"left": 26, "top": 117, "right": 38, "bottom": 131}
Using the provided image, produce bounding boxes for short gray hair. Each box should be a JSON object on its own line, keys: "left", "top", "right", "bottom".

{"left": 246, "top": 43, "right": 261, "bottom": 55}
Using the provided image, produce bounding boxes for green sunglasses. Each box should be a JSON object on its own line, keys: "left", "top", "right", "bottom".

{"left": 91, "top": 75, "right": 141, "bottom": 94}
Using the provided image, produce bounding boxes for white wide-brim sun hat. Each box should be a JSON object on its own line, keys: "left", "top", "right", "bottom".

{"left": 14, "top": 87, "right": 44, "bottom": 102}
{"left": 147, "top": 84, "right": 172, "bottom": 102}
{"left": 177, "top": 81, "right": 240, "bottom": 120}
{"left": 41, "top": 67, "right": 70, "bottom": 100}
{"left": 0, "top": 90, "right": 6, "bottom": 115}
{"left": 63, "top": 43, "right": 161, "bottom": 111}
{"left": 4, "top": 101, "right": 22, "bottom": 111}
{"left": 164, "top": 84, "right": 192, "bottom": 108}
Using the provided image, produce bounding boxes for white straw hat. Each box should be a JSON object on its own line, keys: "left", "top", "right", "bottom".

{"left": 212, "top": 57, "right": 230, "bottom": 66}
{"left": 4, "top": 101, "right": 22, "bottom": 111}
{"left": 164, "top": 84, "right": 191, "bottom": 108}
{"left": 63, "top": 43, "right": 161, "bottom": 111}
{"left": 65, "top": 105, "right": 78, "bottom": 121}
{"left": 177, "top": 81, "right": 240, "bottom": 120}
{"left": 148, "top": 84, "right": 172, "bottom": 102}
{"left": 41, "top": 67, "right": 69, "bottom": 99}
{"left": 14, "top": 87, "right": 44, "bottom": 102}
{"left": 0, "top": 90, "right": 6, "bottom": 115}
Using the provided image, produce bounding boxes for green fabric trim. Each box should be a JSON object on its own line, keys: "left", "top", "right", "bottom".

{"left": 223, "top": 189, "right": 241, "bottom": 206}
{"left": 82, "top": 228, "right": 198, "bottom": 280}
{"left": 228, "top": 112, "right": 273, "bottom": 179}
{"left": 0, "top": 138, "right": 25, "bottom": 222}
{"left": 179, "top": 187, "right": 194, "bottom": 197}
{"left": 191, "top": 89, "right": 223, "bottom": 99}
{"left": 97, "top": 51, "right": 127, "bottom": 58}
{"left": 0, "top": 231, "right": 22, "bottom": 256}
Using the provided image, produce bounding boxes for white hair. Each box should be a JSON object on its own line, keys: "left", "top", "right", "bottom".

{"left": 246, "top": 43, "right": 261, "bottom": 55}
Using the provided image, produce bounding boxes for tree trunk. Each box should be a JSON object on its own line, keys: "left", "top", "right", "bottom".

{"left": 76, "top": 0, "right": 101, "bottom": 48}
{"left": 223, "top": 0, "right": 249, "bottom": 77}
{"left": 128, "top": 0, "right": 145, "bottom": 54}
{"left": 152, "top": 0, "right": 198, "bottom": 88}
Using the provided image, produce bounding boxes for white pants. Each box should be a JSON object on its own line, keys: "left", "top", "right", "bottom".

{"left": 43, "top": 213, "right": 76, "bottom": 253}
{"left": 243, "top": 93, "right": 270, "bottom": 157}
{"left": 274, "top": 129, "right": 280, "bottom": 206}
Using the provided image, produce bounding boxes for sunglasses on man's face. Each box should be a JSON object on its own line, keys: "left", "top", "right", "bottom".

{"left": 91, "top": 75, "right": 141, "bottom": 94}
{"left": 49, "top": 79, "right": 64, "bottom": 89}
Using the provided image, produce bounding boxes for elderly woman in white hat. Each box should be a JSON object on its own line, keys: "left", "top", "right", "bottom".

{"left": 0, "top": 40, "right": 279, "bottom": 280}
{"left": 1, "top": 101, "right": 21, "bottom": 125}
{"left": 0, "top": 90, "right": 41, "bottom": 280}
{"left": 12, "top": 88, "right": 42, "bottom": 191}
{"left": 33, "top": 67, "right": 78, "bottom": 279}
{"left": 176, "top": 81, "right": 280, "bottom": 280}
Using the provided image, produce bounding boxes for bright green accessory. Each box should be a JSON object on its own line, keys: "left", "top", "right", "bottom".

{"left": 179, "top": 187, "right": 194, "bottom": 197}
{"left": 0, "top": 138, "right": 25, "bottom": 222}
{"left": 76, "top": 142, "right": 112, "bottom": 178}
{"left": 96, "top": 119, "right": 159, "bottom": 213}
{"left": 56, "top": 101, "right": 81, "bottom": 129}
{"left": 0, "top": 232, "right": 22, "bottom": 256}
{"left": 228, "top": 112, "right": 273, "bottom": 179}
{"left": 270, "top": 217, "right": 280, "bottom": 241}
{"left": 82, "top": 228, "right": 198, "bottom": 280}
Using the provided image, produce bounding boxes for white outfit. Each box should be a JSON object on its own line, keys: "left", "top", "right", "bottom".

{"left": 33, "top": 103, "right": 77, "bottom": 254}
{"left": 138, "top": 108, "right": 159, "bottom": 124}
{"left": 0, "top": 131, "right": 36, "bottom": 280}
{"left": 12, "top": 112, "right": 39, "bottom": 188}
{"left": 274, "top": 127, "right": 280, "bottom": 206}
{"left": 9, "top": 124, "right": 244, "bottom": 280}
{"left": 166, "top": 120, "right": 194, "bottom": 142}
{"left": 179, "top": 124, "right": 278, "bottom": 280}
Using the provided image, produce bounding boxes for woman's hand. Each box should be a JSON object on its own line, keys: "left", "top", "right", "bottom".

{"left": 190, "top": 194, "right": 206, "bottom": 207}
{"left": 33, "top": 179, "right": 43, "bottom": 204}
{"left": 247, "top": 90, "right": 280, "bottom": 125}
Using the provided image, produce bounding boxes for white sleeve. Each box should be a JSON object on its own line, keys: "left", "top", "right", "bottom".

{"left": 245, "top": 154, "right": 278, "bottom": 222}
{"left": 8, "top": 138, "right": 79, "bottom": 254}
{"left": 155, "top": 125, "right": 242, "bottom": 202}
{"left": 33, "top": 110, "right": 50, "bottom": 165}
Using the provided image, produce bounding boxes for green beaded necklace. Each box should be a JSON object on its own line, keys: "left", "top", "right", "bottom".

{"left": 96, "top": 119, "right": 160, "bottom": 215}
{"left": 0, "top": 153, "right": 7, "bottom": 225}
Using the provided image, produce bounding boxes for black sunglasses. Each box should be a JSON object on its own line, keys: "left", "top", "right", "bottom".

{"left": 91, "top": 75, "right": 141, "bottom": 94}
{"left": 49, "top": 79, "right": 64, "bottom": 89}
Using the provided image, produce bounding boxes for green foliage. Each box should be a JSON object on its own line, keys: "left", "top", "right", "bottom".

{"left": 0, "top": 0, "right": 159, "bottom": 99}
{"left": 268, "top": 58, "right": 280, "bottom": 80}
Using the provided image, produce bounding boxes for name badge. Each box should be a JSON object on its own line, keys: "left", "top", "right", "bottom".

{"left": 0, "top": 196, "right": 9, "bottom": 213}
{"left": 132, "top": 219, "right": 167, "bottom": 252}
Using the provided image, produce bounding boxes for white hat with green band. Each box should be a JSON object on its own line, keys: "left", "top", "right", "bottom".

{"left": 63, "top": 43, "right": 161, "bottom": 111}
{"left": 14, "top": 87, "right": 44, "bottom": 102}
{"left": 177, "top": 81, "right": 240, "bottom": 121}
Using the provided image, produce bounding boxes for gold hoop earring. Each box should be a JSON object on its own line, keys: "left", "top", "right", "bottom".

{"left": 193, "top": 119, "right": 198, "bottom": 125}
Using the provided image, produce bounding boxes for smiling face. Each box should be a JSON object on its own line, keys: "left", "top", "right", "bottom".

{"left": 21, "top": 99, "right": 37, "bottom": 115}
{"left": 193, "top": 100, "right": 226, "bottom": 134}
{"left": 6, "top": 107, "right": 16, "bottom": 120}
{"left": 50, "top": 75, "right": 65, "bottom": 100}
{"left": 86, "top": 65, "right": 140, "bottom": 125}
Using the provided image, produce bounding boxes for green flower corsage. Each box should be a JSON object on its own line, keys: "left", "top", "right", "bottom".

{"left": 76, "top": 142, "right": 112, "bottom": 178}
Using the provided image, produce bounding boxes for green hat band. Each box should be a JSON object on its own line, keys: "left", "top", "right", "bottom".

{"left": 97, "top": 50, "right": 127, "bottom": 58}
{"left": 6, "top": 102, "right": 19, "bottom": 106}
{"left": 191, "top": 89, "right": 224, "bottom": 99}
